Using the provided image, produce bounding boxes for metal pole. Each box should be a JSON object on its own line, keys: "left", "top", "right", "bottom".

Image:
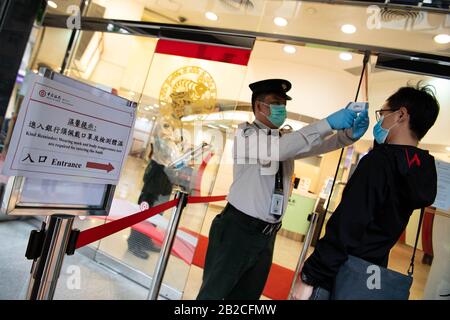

{"left": 148, "top": 190, "right": 188, "bottom": 300}
{"left": 288, "top": 211, "right": 319, "bottom": 300}
{"left": 26, "top": 214, "right": 75, "bottom": 300}
{"left": 314, "top": 51, "right": 371, "bottom": 238}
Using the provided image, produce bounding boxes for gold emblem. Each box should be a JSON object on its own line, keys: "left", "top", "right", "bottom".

{"left": 159, "top": 66, "right": 217, "bottom": 127}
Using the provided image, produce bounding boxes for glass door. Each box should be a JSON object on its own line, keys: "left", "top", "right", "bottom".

{"left": 57, "top": 28, "right": 255, "bottom": 299}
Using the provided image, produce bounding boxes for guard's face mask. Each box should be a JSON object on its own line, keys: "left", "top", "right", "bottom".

{"left": 372, "top": 111, "right": 400, "bottom": 144}
{"left": 259, "top": 102, "right": 287, "bottom": 128}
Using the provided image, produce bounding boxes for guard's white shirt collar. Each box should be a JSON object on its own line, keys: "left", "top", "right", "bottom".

{"left": 254, "top": 119, "right": 278, "bottom": 133}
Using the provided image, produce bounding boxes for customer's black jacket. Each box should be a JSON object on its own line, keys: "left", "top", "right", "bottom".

{"left": 138, "top": 159, "right": 173, "bottom": 205}
{"left": 302, "top": 143, "right": 437, "bottom": 291}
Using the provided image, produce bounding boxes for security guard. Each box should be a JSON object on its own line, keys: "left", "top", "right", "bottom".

{"left": 196, "top": 79, "right": 369, "bottom": 300}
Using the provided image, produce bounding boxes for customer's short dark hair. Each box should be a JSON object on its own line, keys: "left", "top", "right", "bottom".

{"left": 386, "top": 82, "right": 440, "bottom": 140}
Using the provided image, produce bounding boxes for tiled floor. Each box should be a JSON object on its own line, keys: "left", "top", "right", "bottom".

{"left": 0, "top": 212, "right": 432, "bottom": 300}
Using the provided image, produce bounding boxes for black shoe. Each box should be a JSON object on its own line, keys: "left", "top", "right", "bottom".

{"left": 128, "top": 246, "right": 149, "bottom": 259}
{"left": 146, "top": 245, "right": 161, "bottom": 253}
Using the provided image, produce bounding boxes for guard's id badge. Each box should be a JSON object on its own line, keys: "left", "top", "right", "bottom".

{"left": 270, "top": 190, "right": 284, "bottom": 216}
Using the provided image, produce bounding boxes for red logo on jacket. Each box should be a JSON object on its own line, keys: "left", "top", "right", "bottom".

{"left": 405, "top": 148, "right": 421, "bottom": 168}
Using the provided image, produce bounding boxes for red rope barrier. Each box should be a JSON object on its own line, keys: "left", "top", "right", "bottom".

{"left": 75, "top": 199, "right": 179, "bottom": 249}
{"left": 188, "top": 195, "right": 227, "bottom": 204}
{"left": 74, "top": 194, "right": 227, "bottom": 250}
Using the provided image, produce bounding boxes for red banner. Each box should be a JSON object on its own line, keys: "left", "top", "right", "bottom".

{"left": 155, "top": 39, "right": 251, "bottom": 66}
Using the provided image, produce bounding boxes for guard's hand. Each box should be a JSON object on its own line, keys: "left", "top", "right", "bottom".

{"left": 351, "top": 109, "right": 369, "bottom": 140}
{"left": 326, "top": 109, "right": 357, "bottom": 130}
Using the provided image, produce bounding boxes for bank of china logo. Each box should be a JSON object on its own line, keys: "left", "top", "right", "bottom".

{"left": 39, "top": 90, "right": 46, "bottom": 97}
{"left": 140, "top": 201, "right": 150, "bottom": 211}
{"left": 159, "top": 66, "right": 217, "bottom": 122}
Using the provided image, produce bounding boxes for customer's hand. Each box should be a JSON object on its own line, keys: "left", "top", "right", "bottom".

{"left": 291, "top": 276, "right": 314, "bottom": 300}
{"left": 326, "top": 109, "right": 357, "bottom": 130}
{"left": 351, "top": 109, "right": 369, "bottom": 140}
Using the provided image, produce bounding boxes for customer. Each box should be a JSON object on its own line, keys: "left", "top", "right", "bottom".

{"left": 297, "top": 84, "right": 440, "bottom": 300}
{"left": 127, "top": 144, "right": 173, "bottom": 259}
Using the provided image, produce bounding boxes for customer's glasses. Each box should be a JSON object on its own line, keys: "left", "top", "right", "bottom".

{"left": 375, "top": 108, "right": 395, "bottom": 121}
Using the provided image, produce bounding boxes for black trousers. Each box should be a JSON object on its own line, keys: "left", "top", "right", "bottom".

{"left": 197, "top": 204, "right": 278, "bottom": 300}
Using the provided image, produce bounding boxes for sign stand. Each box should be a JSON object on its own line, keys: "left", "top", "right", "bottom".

{"left": 148, "top": 190, "right": 188, "bottom": 300}
{"left": 1, "top": 68, "right": 136, "bottom": 300}
{"left": 26, "top": 214, "right": 77, "bottom": 300}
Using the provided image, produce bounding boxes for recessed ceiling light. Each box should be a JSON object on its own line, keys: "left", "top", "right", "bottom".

{"left": 205, "top": 12, "right": 218, "bottom": 21}
{"left": 47, "top": 1, "right": 58, "bottom": 9}
{"left": 274, "top": 17, "right": 288, "bottom": 27}
{"left": 341, "top": 24, "right": 356, "bottom": 34}
{"left": 339, "top": 52, "right": 353, "bottom": 61}
{"left": 446, "top": 146, "right": 450, "bottom": 151}
{"left": 434, "top": 34, "right": 450, "bottom": 44}
{"left": 283, "top": 45, "right": 296, "bottom": 54}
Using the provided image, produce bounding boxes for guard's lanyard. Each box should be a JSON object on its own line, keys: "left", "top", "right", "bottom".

{"left": 275, "top": 162, "right": 283, "bottom": 192}
{"left": 252, "top": 121, "right": 284, "bottom": 217}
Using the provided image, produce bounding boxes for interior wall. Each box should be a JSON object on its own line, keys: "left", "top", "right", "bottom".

{"left": 293, "top": 160, "right": 321, "bottom": 194}
{"left": 314, "top": 149, "right": 343, "bottom": 195}
{"left": 241, "top": 46, "right": 363, "bottom": 120}
{"left": 33, "top": 27, "right": 72, "bottom": 71}
{"left": 89, "top": 34, "right": 157, "bottom": 94}
{"left": 368, "top": 70, "right": 450, "bottom": 146}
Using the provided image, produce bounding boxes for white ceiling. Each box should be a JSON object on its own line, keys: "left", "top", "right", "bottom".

{"left": 139, "top": 0, "right": 450, "bottom": 57}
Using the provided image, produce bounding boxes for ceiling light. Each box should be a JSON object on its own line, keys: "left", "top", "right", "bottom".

{"left": 446, "top": 146, "right": 450, "bottom": 152}
{"left": 47, "top": 1, "right": 58, "bottom": 9}
{"left": 434, "top": 34, "right": 450, "bottom": 44}
{"left": 341, "top": 24, "right": 356, "bottom": 34}
{"left": 274, "top": 17, "right": 288, "bottom": 27}
{"left": 339, "top": 52, "right": 353, "bottom": 61}
{"left": 205, "top": 12, "right": 218, "bottom": 21}
{"left": 283, "top": 45, "right": 296, "bottom": 54}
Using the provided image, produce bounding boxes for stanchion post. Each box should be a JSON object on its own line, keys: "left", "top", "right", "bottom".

{"left": 26, "top": 214, "right": 75, "bottom": 300}
{"left": 148, "top": 190, "right": 188, "bottom": 300}
{"left": 288, "top": 211, "right": 319, "bottom": 300}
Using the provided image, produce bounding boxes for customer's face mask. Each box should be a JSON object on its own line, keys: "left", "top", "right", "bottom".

{"left": 372, "top": 111, "right": 400, "bottom": 144}
{"left": 259, "top": 102, "right": 287, "bottom": 128}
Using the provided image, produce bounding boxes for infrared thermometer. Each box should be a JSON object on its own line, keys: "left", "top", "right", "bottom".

{"left": 346, "top": 102, "right": 368, "bottom": 113}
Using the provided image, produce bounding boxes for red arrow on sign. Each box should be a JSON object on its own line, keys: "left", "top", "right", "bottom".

{"left": 86, "top": 162, "right": 114, "bottom": 173}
